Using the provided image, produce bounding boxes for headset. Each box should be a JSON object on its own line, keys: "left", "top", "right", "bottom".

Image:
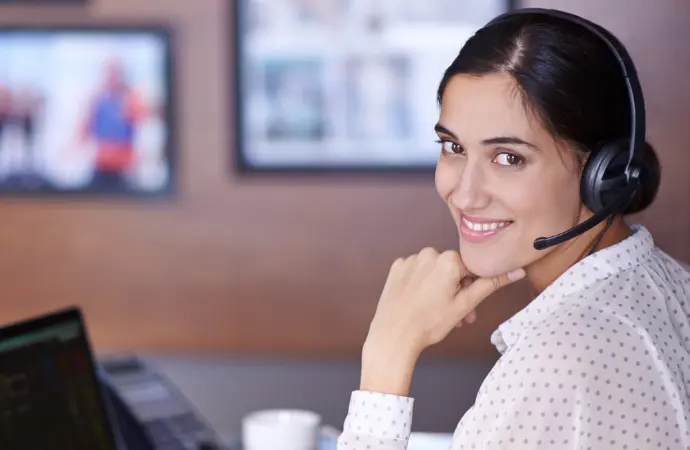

{"left": 484, "top": 8, "right": 649, "bottom": 250}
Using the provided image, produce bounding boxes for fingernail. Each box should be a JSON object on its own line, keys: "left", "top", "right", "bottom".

{"left": 507, "top": 268, "right": 526, "bottom": 281}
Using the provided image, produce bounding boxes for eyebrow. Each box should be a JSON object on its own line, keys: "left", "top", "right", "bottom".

{"left": 434, "top": 123, "right": 539, "bottom": 151}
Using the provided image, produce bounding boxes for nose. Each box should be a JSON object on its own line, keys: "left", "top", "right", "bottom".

{"left": 449, "top": 158, "right": 491, "bottom": 212}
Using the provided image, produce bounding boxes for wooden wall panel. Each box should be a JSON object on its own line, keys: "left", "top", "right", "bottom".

{"left": 0, "top": 0, "right": 686, "bottom": 359}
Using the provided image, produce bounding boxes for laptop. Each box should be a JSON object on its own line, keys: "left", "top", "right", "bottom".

{"left": 0, "top": 306, "right": 123, "bottom": 450}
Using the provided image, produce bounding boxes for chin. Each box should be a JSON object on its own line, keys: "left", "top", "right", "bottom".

{"left": 459, "top": 245, "right": 520, "bottom": 279}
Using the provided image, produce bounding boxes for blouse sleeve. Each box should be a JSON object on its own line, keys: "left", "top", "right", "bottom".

{"left": 336, "top": 390, "right": 414, "bottom": 450}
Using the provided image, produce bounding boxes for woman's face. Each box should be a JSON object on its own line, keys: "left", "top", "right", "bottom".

{"left": 435, "top": 72, "right": 588, "bottom": 277}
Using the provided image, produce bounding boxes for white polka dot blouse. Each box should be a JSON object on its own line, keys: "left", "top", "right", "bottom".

{"left": 337, "top": 224, "right": 690, "bottom": 449}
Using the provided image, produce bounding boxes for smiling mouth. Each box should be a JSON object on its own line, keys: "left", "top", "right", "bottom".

{"left": 461, "top": 216, "right": 513, "bottom": 231}
{"left": 459, "top": 215, "right": 514, "bottom": 244}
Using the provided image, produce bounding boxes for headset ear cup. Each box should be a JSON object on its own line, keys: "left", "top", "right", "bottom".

{"left": 581, "top": 142, "right": 630, "bottom": 213}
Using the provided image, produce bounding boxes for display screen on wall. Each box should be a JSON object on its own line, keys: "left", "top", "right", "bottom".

{"left": 0, "top": 26, "right": 175, "bottom": 196}
{"left": 234, "top": 0, "right": 513, "bottom": 172}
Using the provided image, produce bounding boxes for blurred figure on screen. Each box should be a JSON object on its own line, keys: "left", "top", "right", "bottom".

{"left": 12, "top": 87, "right": 44, "bottom": 174}
{"left": 264, "top": 60, "right": 325, "bottom": 140}
{"left": 346, "top": 56, "right": 410, "bottom": 141}
{"left": 0, "top": 83, "right": 12, "bottom": 156}
{"left": 74, "top": 57, "right": 150, "bottom": 191}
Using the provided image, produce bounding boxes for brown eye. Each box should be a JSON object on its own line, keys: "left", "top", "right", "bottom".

{"left": 494, "top": 152, "right": 524, "bottom": 166}
{"left": 437, "top": 140, "right": 464, "bottom": 154}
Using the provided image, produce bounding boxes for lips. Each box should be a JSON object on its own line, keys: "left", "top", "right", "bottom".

{"left": 459, "top": 215, "right": 513, "bottom": 244}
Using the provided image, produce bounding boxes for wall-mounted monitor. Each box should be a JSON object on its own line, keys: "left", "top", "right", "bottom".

{"left": 233, "top": 0, "right": 513, "bottom": 173}
{"left": 0, "top": 25, "right": 175, "bottom": 197}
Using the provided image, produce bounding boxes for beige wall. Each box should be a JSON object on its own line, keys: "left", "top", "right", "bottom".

{"left": 0, "top": 0, "right": 687, "bottom": 358}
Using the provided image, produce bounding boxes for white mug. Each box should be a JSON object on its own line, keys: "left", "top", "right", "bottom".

{"left": 242, "top": 409, "right": 321, "bottom": 450}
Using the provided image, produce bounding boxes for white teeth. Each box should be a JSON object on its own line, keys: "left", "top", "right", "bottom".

{"left": 463, "top": 217, "right": 511, "bottom": 232}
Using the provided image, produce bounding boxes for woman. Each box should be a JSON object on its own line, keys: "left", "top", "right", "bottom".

{"left": 337, "top": 9, "right": 690, "bottom": 450}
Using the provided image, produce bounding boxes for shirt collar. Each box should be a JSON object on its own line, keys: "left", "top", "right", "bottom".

{"left": 490, "top": 224, "right": 655, "bottom": 354}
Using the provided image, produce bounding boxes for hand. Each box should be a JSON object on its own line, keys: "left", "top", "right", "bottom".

{"left": 360, "top": 247, "right": 525, "bottom": 395}
{"left": 456, "top": 276, "right": 480, "bottom": 327}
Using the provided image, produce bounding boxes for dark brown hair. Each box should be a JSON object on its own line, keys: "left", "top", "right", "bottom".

{"left": 437, "top": 13, "right": 660, "bottom": 214}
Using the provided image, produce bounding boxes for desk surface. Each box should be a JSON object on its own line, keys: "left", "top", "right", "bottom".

{"left": 143, "top": 353, "right": 492, "bottom": 437}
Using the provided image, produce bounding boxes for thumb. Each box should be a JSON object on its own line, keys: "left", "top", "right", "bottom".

{"left": 455, "top": 268, "right": 526, "bottom": 312}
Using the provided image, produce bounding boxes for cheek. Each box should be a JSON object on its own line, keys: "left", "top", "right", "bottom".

{"left": 461, "top": 172, "right": 582, "bottom": 277}
{"left": 434, "top": 160, "right": 456, "bottom": 201}
{"left": 504, "top": 170, "right": 583, "bottom": 241}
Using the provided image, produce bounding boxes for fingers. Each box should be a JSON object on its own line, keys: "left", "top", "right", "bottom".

{"left": 389, "top": 248, "right": 471, "bottom": 291}
{"left": 437, "top": 249, "right": 469, "bottom": 280}
{"left": 387, "top": 256, "right": 407, "bottom": 282}
{"left": 459, "top": 274, "right": 476, "bottom": 289}
{"left": 456, "top": 309, "right": 477, "bottom": 328}
{"left": 380, "top": 256, "right": 408, "bottom": 300}
{"left": 405, "top": 247, "right": 436, "bottom": 279}
{"left": 393, "top": 248, "right": 465, "bottom": 271}
{"left": 396, "top": 247, "right": 437, "bottom": 269}
{"left": 465, "top": 310, "right": 477, "bottom": 323}
{"left": 457, "top": 269, "right": 526, "bottom": 313}
{"left": 417, "top": 247, "right": 439, "bottom": 260}
{"left": 384, "top": 248, "right": 438, "bottom": 290}
{"left": 386, "top": 248, "right": 471, "bottom": 302}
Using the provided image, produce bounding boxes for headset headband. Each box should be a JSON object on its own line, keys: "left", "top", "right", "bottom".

{"left": 486, "top": 8, "right": 645, "bottom": 178}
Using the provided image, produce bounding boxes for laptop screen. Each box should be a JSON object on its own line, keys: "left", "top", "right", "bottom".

{"left": 0, "top": 307, "right": 119, "bottom": 450}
